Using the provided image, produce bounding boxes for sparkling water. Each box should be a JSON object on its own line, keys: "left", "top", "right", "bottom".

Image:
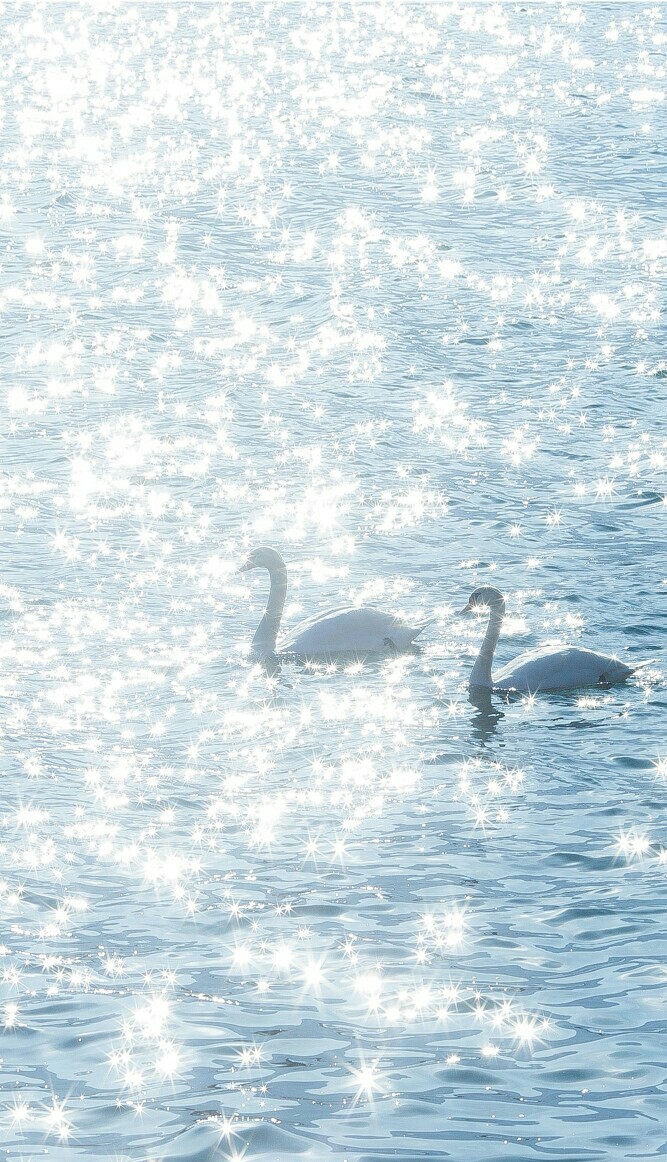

{"left": 1, "top": 4, "right": 666, "bottom": 1160}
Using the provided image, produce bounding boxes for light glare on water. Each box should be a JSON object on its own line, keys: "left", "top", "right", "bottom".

{"left": 0, "top": 3, "right": 666, "bottom": 1161}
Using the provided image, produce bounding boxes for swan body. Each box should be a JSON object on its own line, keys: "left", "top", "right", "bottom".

{"left": 240, "top": 546, "right": 431, "bottom": 658}
{"left": 493, "top": 645, "right": 634, "bottom": 691}
{"left": 459, "top": 586, "right": 635, "bottom": 693}
{"left": 280, "top": 605, "right": 429, "bottom": 655}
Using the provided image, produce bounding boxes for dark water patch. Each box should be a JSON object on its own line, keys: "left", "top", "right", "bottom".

{"left": 621, "top": 622, "right": 667, "bottom": 635}
{"left": 596, "top": 1136, "right": 642, "bottom": 1148}
{"left": 547, "top": 719, "right": 609, "bottom": 730}
{"left": 618, "top": 492, "right": 664, "bottom": 508}
{"left": 546, "top": 852, "right": 619, "bottom": 872}
{"left": 435, "top": 1067, "right": 499, "bottom": 1085}
{"left": 541, "top": 1066, "right": 597, "bottom": 1084}
{"left": 477, "top": 935, "right": 521, "bottom": 950}
{"left": 611, "top": 755, "right": 655, "bottom": 770}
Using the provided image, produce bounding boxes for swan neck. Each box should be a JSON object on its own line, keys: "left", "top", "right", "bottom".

{"left": 469, "top": 603, "right": 504, "bottom": 688}
{"left": 252, "top": 559, "right": 287, "bottom": 654}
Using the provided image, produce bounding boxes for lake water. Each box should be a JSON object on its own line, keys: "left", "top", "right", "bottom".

{"left": 1, "top": 4, "right": 666, "bottom": 1160}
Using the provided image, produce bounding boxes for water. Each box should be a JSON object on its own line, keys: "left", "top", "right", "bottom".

{"left": 0, "top": 3, "right": 666, "bottom": 1159}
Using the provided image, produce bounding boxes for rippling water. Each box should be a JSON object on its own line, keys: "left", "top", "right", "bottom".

{"left": 1, "top": 4, "right": 666, "bottom": 1160}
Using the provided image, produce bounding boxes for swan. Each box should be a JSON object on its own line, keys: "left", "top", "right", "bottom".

{"left": 239, "top": 546, "right": 432, "bottom": 658}
{"left": 458, "top": 586, "right": 637, "bottom": 693}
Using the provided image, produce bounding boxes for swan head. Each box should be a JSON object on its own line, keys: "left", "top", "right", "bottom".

{"left": 238, "top": 546, "right": 287, "bottom": 574}
{"left": 458, "top": 586, "right": 506, "bottom": 617}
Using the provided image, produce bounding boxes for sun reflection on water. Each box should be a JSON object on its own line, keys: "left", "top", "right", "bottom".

{"left": 0, "top": 0, "right": 664, "bottom": 1157}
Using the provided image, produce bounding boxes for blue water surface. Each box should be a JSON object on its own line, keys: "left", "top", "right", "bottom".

{"left": 0, "top": 4, "right": 666, "bottom": 1160}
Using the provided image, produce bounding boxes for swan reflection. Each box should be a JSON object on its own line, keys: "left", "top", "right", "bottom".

{"left": 467, "top": 686, "right": 506, "bottom": 747}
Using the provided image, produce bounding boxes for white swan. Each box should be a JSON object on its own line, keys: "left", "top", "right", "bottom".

{"left": 458, "top": 586, "right": 636, "bottom": 693}
{"left": 239, "top": 546, "right": 431, "bottom": 658}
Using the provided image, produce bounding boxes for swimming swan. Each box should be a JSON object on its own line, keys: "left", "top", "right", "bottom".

{"left": 239, "top": 546, "right": 431, "bottom": 658}
{"left": 458, "top": 586, "right": 636, "bottom": 692}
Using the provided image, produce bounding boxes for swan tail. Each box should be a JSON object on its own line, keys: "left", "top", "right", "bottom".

{"left": 385, "top": 618, "right": 434, "bottom": 651}
{"left": 407, "top": 617, "right": 435, "bottom": 643}
{"left": 599, "top": 659, "right": 655, "bottom": 685}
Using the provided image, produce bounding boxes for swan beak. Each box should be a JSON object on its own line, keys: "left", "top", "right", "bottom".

{"left": 457, "top": 601, "right": 473, "bottom": 616}
{"left": 238, "top": 560, "right": 252, "bottom": 573}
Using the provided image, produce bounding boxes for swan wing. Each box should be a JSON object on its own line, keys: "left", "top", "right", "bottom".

{"left": 494, "top": 646, "right": 634, "bottom": 692}
{"left": 279, "top": 606, "right": 430, "bottom": 657}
